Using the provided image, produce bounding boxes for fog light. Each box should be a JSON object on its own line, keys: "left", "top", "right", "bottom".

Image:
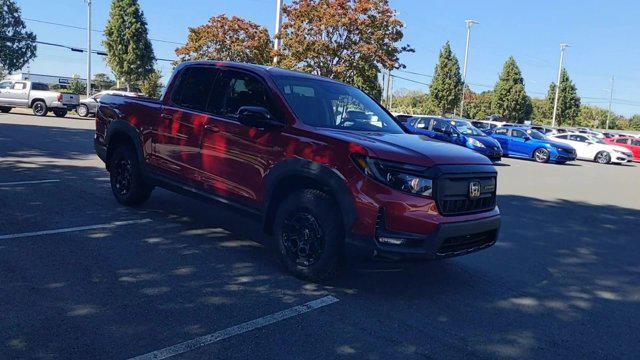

{"left": 378, "top": 237, "right": 406, "bottom": 245}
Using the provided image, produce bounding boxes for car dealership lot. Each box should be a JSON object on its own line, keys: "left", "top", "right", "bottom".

{"left": 1, "top": 112, "right": 639, "bottom": 359}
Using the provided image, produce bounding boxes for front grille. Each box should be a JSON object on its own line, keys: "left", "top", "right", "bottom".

{"left": 437, "top": 229, "right": 497, "bottom": 256}
{"left": 435, "top": 175, "right": 497, "bottom": 216}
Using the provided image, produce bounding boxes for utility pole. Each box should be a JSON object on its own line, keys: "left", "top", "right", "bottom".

{"left": 388, "top": 75, "right": 394, "bottom": 110}
{"left": 384, "top": 69, "right": 391, "bottom": 107}
{"left": 606, "top": 76, "right": 614, "bottom": 130}
{"left": 85, "top": 0, "right": 92, "bottom": 96}
{"left": 551, "top": 43, "right": 570, "bottom": 127}
{"left": 459, "top": 19, "right": 479, "bottom": 118}
{"left": 273, "top": 0, "right": 283, "bottom": 65}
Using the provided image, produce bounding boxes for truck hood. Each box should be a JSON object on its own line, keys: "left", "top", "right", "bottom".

{"left": 316, "top": 129, "right": 493, "bottom": 166}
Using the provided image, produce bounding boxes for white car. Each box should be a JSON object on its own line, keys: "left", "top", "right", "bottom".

{"left": 549, "top": 133, "right": 633, "bottom": 164}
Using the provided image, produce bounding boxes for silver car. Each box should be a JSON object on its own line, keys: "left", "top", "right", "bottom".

{"left": 76, "top": 90, "right": 139, "bottom": 117}
{"left": 0, "top": 80, "right": 79, "bottom": 117}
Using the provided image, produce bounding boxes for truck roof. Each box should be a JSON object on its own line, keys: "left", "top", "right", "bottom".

{"left": 175, "top": 60, "right": 343, "bottom": 84}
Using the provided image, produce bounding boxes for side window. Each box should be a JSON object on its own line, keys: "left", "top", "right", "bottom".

{"left": 31, "top": 83, "right": 49, "bottom": 91}
{"left": 12, "top": 82, "right": 26, "bottom": 90}
{"left": 215, "top": 70, "right": 273, "bottom": 117}
{"left": 511, "top": 130, "right": 527, "bottom": 138}
{"left": 494, "top": 128, "right": 508, "bottom": 135}
{"left": 413, "top": 118, "right": 431, "bottom": 129}
{"left": 631, "top": 139, "right": 640, "bottom": 146}
{"left": 555, "top": 134, "right": 568, "bottom": 139}
{"left": 432, "top": 120, "right": 451, "bottom": 133}
{"left": 171, "top": 67, "right": 219, "bottom": 112}
{"left": 0, "top": 81, "right": 12, "bottom": 89}
{"left": 615, "top": 138, "right": 628, "bottom": 144}
{"left": 569, "top": 135, "right": 587, "bottom": 142}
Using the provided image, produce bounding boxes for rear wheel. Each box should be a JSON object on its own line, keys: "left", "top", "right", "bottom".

{"left": 77, "top": 104, "right": 89, "bottom": 117}
{"left": 595, "top": 151, "right": 611, "bottom": 164}
{"left": 533, "top": 148, "right": 550, "bottom": 163}
{"left": 108, "top": 145, "right": 153, "bottom": 206}
{"left": 52, "top": 109, "right": 67, "bottom": 118}
{"left": 274, "top": 189, "right": 344, "bottom": 281}
{"left": 0, "top": 106, "right": 11, "bottom": 113}
{"left": 32, "top": 100, "right": 48, "bottom": 116}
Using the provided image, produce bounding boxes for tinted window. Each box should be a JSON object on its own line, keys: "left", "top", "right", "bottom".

{"left": 511, "top": 130, "right": 527, "bottom": 138}
{"left": 31, "top": 83, "right": 49, "bottom": 91}
{"left": 433, "top": 119, "right": 452, "bottom": 133}
{"left": 413, "top": 118, "right": 431, "bottom": 129}
{"left": 555, "top": 134, "right": 568, "bottom": 139}
{"left": 494, "top": 128, "right": 508, "bottom": 135}
{"left": 569, "top": 135, "right": 587, "bottom": 142}
{"left": 632, "top": 139, "right": 640, "bottom": 146}
{"left": 0, "top": 81, "right": 11, "bottom": 89}
{"left": 13, "top": 82, "right": 26, "bottom": 90}
{"left": 215, "top": 70, "right": 274, "bottom": 117}
{"left": 615, "top": 138, "right": 628, "bottom": 144}
{"left": 171, "top": 67, "right": 219, "bottom": 112}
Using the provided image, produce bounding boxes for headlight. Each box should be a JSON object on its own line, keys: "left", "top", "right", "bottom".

{"left": 352, "top": 155, "right": 433, "bottom": 197}
{"left": 468, "top": 138, "right": 485, "bottom": 148}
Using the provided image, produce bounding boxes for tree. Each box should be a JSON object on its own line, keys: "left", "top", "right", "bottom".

{"left": 390, "top": 89, "right": 432, "bottom": 114}
{"left": 175, "top": 15, "right": 271, "bottom": 65}
{"left": 428, "top": 42, "right": 462, "bottom": 116}
{"left": 0, "top": 0, "right": 37, "bottom": 76}
{"left": 103, "top": 0, "right": 155, "bottom": 91}
{"left": 276, "top": 0, "right": 413, "bottom": 99}
{"left": 491, "top": 57, "right": 531, "bottom": 122}
{"left": 545, "top": 68, "right": 580, "bottom": 126}
{"left": 530, "top": 98, "right": 550, "bottom": 125}
{"left": 139, "top": 69, "right": 163, "bottom": 98}
{"left": 464, "top": 90, "right": 493, "bottom": 119}
{"left": 93, "top": 73, "right": 116, "bottom": 91}
{"left": 67, "top": 75, "right": 86, "bottom": 95}
{"left": 628, "top": 114, "right": 640, "bottom": 131}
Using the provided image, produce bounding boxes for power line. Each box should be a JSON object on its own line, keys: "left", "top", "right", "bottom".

{"left": 23, "top": 17, "right": 185, "bottom": 46}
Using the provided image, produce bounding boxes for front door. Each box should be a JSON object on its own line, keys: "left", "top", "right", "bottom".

{"left": 509, "top": 129, "right": 530, "bottom": 156}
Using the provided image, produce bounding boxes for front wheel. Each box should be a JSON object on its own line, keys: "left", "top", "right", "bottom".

{"left": 595, "top": 151, "right": 611, "bottom": 164}
{"left": 0, "top": 106, "right": 11, "bottom": 113}
{"left": 77, "top": 104, "right": 89, "bottom": 117}
{"left": 52, "top": 109, "right": 67, "bottom": 118}
{"left": 32, "top": 100, "right": 48, "bottom": 116}
{"left": 533, "top": 148, "right": 550, "bottom": 163}
{"left": 108, "top": 146, "right": 154, "bottom": 206}
{"left": 274, "top": 189, "right": 344, "bottom": 281}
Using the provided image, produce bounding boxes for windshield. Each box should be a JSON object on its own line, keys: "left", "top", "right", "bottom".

{"left": 587, "top": 136, "right": 606, "bottom": 144}
{"left": 525, "top": 129, "right": 546, "bottom": 140}
{"left": 274, "top": 75, "right": 403, "bottom": 134}
{"left": 454, "top": 120, "right": 485, "bottom": 136}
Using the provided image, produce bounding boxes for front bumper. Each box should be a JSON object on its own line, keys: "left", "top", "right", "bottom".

{"left": 349, "top": 214, "right": 500, "bottom": 260}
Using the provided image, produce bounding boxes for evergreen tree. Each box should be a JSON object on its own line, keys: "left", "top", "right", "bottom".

{"left": 428, "top": 42, "right": 462, "bottom": 116}
{"left": 492, "top": 57, "right": 531, "bottom": 122}
{"left": 139, "top": 69, "right": 163, "bottom": 98}
{"left": 0, "top": 0, "right": 37, "bottom": 75}
{"left": 546, "top": 68, "right": 580, "bottom": 126}
{"left": 67, "top": 75, "right": 86, "bottom": 95}
{"left": 103, "top": 0, "right": 155, "bottom": 91}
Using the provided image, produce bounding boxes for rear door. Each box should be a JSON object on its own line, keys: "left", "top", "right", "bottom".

{"left": 152, "top": 66, "right": 220, "bottom": 183}
{"left": 567, "top": 134, "right": 590, "bottom": 159}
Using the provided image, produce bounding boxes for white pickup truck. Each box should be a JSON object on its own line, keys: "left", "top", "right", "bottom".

{"left": 0, "top": 80, "right": 80, "bottom": 117}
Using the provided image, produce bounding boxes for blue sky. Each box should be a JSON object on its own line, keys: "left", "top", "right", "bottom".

{"left": 13, "top": 0, "right": 640, "bottom": 116}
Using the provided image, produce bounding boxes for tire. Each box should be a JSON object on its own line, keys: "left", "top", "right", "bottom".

{"left": 108, "top": 145, "right": 153, "bottom": 206}
{"left": 32, "top": 100, "right": 48, "bottom": 116}
{"left": 533, "top": 148, "right": 550, "bottom": 163}
{"left": 0, "top": 106, "right": 11, "bottom": 113}
{"left": 274, "top": 189, "right": 344, "bottom": 281}
{"left": 77, "top": 104, "right": 89, "bottom": 117}
{"left": 52, "top": 109, "right": 67, "bottom": 118}
{"left": 595, "top": 151, "right": 611, "bottom": 164}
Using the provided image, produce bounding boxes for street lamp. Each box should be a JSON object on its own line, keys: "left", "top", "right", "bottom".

{"left": 85, "top": 0, "right": 92, "bottom": 96}
{"left": 551, "top": 43, "right": 570, "bottom": 127}
{"left": 273, "top": 0, "right": 283, "bottom": 65}
{"left": 459, "top": 19, "right": 479, "bottom": 118}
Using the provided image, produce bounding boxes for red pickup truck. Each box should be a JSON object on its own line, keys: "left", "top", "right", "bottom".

{"left": 95, "top": 61, "right": 500, "bottom": 280}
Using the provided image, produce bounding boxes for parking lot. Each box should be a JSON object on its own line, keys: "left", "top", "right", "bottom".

{"left": 1, "top": 110, "right": 639, "bottom": 359}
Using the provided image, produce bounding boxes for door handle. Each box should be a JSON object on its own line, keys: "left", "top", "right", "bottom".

{"left": 204, "top": 124, "right": 220, "bottom": 132}
{"left": 160, "top": 113, "right": 173, "bottom": 120}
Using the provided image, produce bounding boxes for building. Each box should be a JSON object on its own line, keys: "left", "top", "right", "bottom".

{"left": 4, "top": 73, "right": 85, "bottom": 89}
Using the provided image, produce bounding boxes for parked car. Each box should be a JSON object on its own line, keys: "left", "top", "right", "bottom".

{"left": 77, "top": 90, "right": 139, "bottom": 117}
{"left": 576, "top": 128, "right": 605, "bottom": 139}
{"left": 530, "top": 125, "right": 558, "bottom": 136}
{"left": 471, "top": 120, "right": 502, "bottom": 135}
{"left": 602, "top": 132, "right": 618, "bottom": 139}
{"left": 406, "top": 117, "right": 503, "bottom": 161}
{"left": 94, "top": 61, "right": 501, "bottom": 280}
{"left": 491, "top": 126, "right": 576, "bottom": 163}
{"left": 604, "top": 136, "right": 640, "bottom": 161}
{"left": 555, "top": 128, "right": 569, "bottom": 134}
{"left": 549, "top": 133, "right": 633, "bottom": 164}
{"left": 0, "top": 80, "right": 79, "bottom": 117}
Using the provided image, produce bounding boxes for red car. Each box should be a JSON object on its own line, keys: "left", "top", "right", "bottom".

{"left": 605, "top": 136, "right": 640, "bottom": 161}
{"left": 94, "top": 61, "right": 500, "bottom": 280}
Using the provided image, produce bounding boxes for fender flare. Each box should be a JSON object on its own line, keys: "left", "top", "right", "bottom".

{"left": 105, "top": 120, "right": 145, "bottom": 167}
{"left": 263, "top": 158, "right": 357, "bottom": 234}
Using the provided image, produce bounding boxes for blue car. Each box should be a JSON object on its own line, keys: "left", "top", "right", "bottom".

{"left": 406, "top": 117, "right": 503, "bottom": 161}
{"left": 490, "top": 126, "right": 577, "bottom": 163}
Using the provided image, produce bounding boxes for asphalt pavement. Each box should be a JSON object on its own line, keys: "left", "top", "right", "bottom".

{"left": 1, "top": 110, "right": 639, "bottom": 359}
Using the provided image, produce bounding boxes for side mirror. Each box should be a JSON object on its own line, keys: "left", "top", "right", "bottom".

{"left": 524, "top": 136, "right": 531, "bottom": 141}
{"left": 236, "top": 106, "right": 282, "bottom": 129}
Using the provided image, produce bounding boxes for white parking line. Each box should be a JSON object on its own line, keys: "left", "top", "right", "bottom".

{"left": 0, "top": 179, "right": 60, "bottom": 186}
{"left": 129, "top": 295, "right": 340, "bottom": 360}
{"left": 0, "top": 219, "right": 153, "bottom": 240}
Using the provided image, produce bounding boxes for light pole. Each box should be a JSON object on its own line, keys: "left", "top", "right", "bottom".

{"left": 606, "top": 76, "right": 614, "bottom": 130}
{"left": 85, "top": 0, "right": 92, "bottom": 96}
{"left": 273, "top": 0, "right": 283, "bottom": 65}
{"left": 551, "top": 43, "right": 570, "bottom": 127}
{"left": 459, "top": 19, "right": 478, "bottom": 118}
